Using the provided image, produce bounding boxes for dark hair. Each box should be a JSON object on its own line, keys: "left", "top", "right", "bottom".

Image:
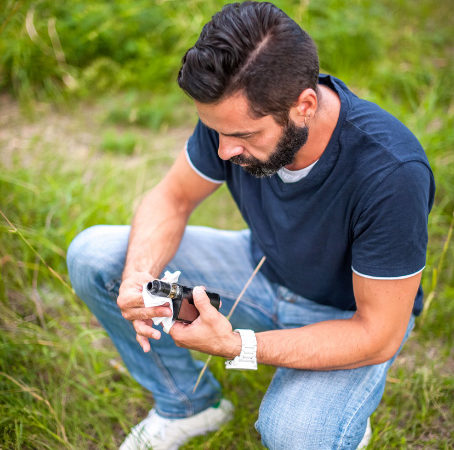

{"left": 177, "top": 1, "right": 319, "bottom": 124}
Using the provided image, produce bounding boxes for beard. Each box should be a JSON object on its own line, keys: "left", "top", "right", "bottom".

{"left": 229, "top": 120, "right": 309, "bottom": 178}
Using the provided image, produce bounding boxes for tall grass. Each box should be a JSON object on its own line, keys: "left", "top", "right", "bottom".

{"left": 1, "top": 0, "right": 453, "bottom": 448}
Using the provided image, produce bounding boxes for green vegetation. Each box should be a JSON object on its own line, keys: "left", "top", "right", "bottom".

{"left": 1, "top": 0, "right": 452, "bottom": 448}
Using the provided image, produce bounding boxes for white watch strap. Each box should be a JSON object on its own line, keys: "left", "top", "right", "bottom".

{"left": 225, "top": 329, "right": 257, "bottom": 370}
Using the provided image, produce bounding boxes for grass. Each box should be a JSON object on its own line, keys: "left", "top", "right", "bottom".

{"left": 1, "top": 0, "right": 453, "bottom": 448}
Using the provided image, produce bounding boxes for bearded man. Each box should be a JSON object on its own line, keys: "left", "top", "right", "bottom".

{"left": 67, "top": 2, "right": 435, "bottom": 449}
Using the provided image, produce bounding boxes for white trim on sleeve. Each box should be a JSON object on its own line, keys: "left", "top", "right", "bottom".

{"left": 351, "top": 266, "right": 425, "bottom": 280}
{"left": 185, "top": 143, "right": 224, "bottom": 184}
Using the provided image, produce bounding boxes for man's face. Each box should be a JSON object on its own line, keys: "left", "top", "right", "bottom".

{"left": 229, "top": 120, "right": 308, "bottom": 177}
{"left": 195, "top": 93, "right": 308, "bottom": 177}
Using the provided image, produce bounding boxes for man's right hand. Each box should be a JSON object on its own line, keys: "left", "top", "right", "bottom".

{"left": 117, "top": 271, "right": 173, "bottom": 351}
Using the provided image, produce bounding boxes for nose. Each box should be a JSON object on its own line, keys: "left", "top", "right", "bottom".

{"left": 218, "top": 136, "right": 244, "bottom": 161}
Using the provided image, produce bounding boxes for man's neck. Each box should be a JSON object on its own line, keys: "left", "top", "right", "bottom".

{"left": 286, "top": 84, "right": 341, "bottom": 171}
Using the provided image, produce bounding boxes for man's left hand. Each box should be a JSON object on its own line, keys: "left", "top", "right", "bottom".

{"left": 169, "top": 286, "right": 241, "bottom": 359}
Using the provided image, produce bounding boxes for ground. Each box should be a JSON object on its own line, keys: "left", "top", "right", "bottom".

{"left": 0, "top": 94, "right": 452, "bottom": 448}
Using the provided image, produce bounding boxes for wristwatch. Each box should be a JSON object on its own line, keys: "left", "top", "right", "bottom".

{"left": 225, "top": 329, "right": 257, "bottom": 370}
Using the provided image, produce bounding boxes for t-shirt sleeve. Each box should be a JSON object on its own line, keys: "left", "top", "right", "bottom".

{"left": 185, "top": 120, "right": 226, "bottom": 184}
{"left": 351, "top": 161, "right": 435, "bottom": 279}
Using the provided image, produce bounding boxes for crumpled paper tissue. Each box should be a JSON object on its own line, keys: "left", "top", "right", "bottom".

{"left": 142, "top": 270, "right": 181, "bottom": 333}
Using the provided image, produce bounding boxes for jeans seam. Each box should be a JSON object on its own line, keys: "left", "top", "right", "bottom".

{"left": 149, "top": 350, "right": 194, "bottom": 417}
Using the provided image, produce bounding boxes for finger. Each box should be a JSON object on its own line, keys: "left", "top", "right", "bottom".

{"left": 169, "top": 321, "right": 187, "bottom": 335}
{"left": 118, "top": 275, "right": 157, "bottom": 308}
{"left": 133, "top": 320, "right": 161, "bottom": 340}
{"left": 192, "top": 286, "right": 217, "bottom": 319}
{"left": 136, "top": 334, "right": 151, "bottom": 352}
{"left": 168, "top": 322, "right": 189, "bottom": 346}
{"left": 117, "top": 290, "right": 146, "bottom": 309}
{"left": 121, "top": 305, "right": 172, "bottom": 321}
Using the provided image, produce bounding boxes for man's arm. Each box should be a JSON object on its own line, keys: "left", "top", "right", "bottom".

{"left": 170, "top": 272, "right": 419, "bottom": 369}
{"left": 253, "top": 272, "right": 419, "bottom": 369}
{"left": 122, "top": 149, "right": 219, "bottom": 279}
{"left": 117, "top": 148, "right": 220, "bottom": 347}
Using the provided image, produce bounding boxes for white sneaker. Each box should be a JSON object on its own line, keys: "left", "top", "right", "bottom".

{"left": 357, "top": 417, "right": 372, "bottom": 449}
{"left": 119, "top": 399, "right": 234, "bottom": 450}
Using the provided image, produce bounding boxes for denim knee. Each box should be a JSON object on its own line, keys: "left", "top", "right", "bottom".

{"left": 256, "top": 388, "right": 369, "bottom": 450}
{"left": 255, "top": 399, "right": 305, "bottom": 450}
{"left": 67, "top": 225, "right": 121, "bottom": 303}
{"left": 256, "top": 394, "right": 363, "bottom": 450}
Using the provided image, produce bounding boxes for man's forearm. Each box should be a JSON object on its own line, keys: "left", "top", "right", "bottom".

{"left": 254, "top": 317, "right": 398, "bottom": 370}
{"left": 122, "top": 183, "right": 191, "bottom": 280}
{"left": 168, "top": 272, "right": 415, "bottom": 371}
{"left": 249, "top": 275, "right": 417, "bottom": 370}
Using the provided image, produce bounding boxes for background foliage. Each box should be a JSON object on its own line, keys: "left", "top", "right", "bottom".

{"left": 1, "top": 0, "right": 453, "bottom": 448}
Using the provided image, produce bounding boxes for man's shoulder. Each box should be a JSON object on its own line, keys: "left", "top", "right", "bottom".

{"left": 324, "top": 74, "right": 427, "bottom": 166}
{"left": 326, "top": 78, "right": 434, "bottom": 207}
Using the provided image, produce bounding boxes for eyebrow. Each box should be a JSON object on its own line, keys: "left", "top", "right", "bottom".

{"left": 199, "top": 119, "right": 257, "bottom": 138}
{"left": 220, "top": 130, "right": 257, "bottom": 138}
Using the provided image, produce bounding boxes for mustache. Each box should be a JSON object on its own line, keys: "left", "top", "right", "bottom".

{"left": 229, "top": 154, "right": 257, "bottom": 165}
{"left": 227, "top": 121, "right": 309, "bottom": 178}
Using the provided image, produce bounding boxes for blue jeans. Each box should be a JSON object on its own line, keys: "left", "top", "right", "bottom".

{"left": 67, "top": 225, "right": 414, "bottom": 449}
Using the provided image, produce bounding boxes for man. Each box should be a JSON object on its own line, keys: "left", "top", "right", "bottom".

{"left": 67, "top": 2, "right": 435, "bottom": 449}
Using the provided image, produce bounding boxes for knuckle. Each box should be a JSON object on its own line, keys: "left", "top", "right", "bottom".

{"left": 118, "top": 282, "right": 128, "bottom": 295}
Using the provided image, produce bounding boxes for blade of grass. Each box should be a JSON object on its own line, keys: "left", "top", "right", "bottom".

{"left": 0, "top": 372, "right": 69, "bottom": 445}
{"left": 422, "top": 210, "right": 454, "bottom": 322}
{"left": 0, "top": 208, "right": 73, "bottom": 293}
{"left": 193, "top": 256, "right": 266, "bottom": 393}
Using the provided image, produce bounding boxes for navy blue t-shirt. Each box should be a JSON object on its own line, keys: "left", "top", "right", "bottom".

{"left": 186, "top": 74, "right": 435, "bottom": 315}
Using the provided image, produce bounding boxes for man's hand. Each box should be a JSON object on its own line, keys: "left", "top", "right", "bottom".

{"left": 170, "top": 286, "right": 241, "bottom": 358}
{"left": 117, "top": 271, "right": 172, "bottom": 352}
{"left": 117, "top": 149, "right": 221, "bottom": 353}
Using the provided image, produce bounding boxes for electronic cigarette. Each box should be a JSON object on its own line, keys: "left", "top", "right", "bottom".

{"left": 146, "top": 280, "right": 221, "bottom": 323}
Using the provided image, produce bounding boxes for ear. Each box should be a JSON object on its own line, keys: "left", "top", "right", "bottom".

{"left": 288, "top": 88, "right": 318, "bottom": 127}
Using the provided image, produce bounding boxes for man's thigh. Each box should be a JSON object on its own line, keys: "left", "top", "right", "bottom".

{"left": 256, "top": 315, "right": 415, "bottom": 450}
{"left": 256, "top": 362, "right": 384, "bottom": 449}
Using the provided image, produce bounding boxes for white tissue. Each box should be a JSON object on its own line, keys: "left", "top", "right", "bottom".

{"left": 142, "top": 270, "right": 181, "bottom": 333}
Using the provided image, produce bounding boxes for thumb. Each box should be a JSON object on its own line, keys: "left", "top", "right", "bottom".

{"left": 192, "top": 286, "right": 217, "bottom": 319}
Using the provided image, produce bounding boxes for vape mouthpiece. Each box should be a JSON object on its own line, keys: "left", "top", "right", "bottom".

{"left": 147, "top": 280, "right": 172, "bottom": 297}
